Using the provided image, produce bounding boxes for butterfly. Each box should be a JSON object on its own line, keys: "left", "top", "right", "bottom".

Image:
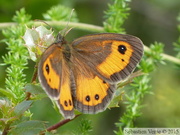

{"left": 38, "top": 32, "right": 144, "bottom": 119}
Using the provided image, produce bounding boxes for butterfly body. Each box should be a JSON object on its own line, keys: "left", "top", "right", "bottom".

{"left": 38, "top": 33, "right": 144, "bottom": 119}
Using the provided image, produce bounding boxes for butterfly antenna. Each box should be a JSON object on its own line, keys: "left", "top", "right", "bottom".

{"left": 34, "top": 19, "right": 55, "bottom": 32}
{"left": 61, "top": 8, "right": 75, "bottom": 37}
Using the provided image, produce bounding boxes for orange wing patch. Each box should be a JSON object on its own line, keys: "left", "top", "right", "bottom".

{"left": 56, "top": 76, "right": 74, "bottom": 119}
{"left": 76, "top": 76, "right": 109, "bottom": 106}
{"left": 74, "top": 73, "right": 116, "bottom": 114}
{"left": 58, "top": 77, "right": 73, "bottom": 111}
{"left": 97, "top": 41, "right": 133, "bottom": 78}
{"left": 56, "top": 60, "right": 74, "bottom": 119}
{"left": 42, "top": 54, "right": 60, "bottom": 90}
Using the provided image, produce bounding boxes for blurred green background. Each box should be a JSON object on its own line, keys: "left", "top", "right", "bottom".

{"left": 0, "top": 0, "right": 180, "bottom": 134}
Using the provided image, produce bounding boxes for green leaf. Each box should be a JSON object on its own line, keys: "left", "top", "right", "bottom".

{"left": 12, "top": 8, "right": 31, "bottom": 24}
{"left": 25, "top": 83, "right": 45, "bottom": 95}
{"left": 14, "top": 100, "right": 33, "bottom": 116}
{"left": 108, "top": 88, "right": 124, "bottom": 108}
{"left": 0, "top": 88, "right": 16, "bottom": 99}
{"left": 10, "top": 120, "right": 45, "bottom": 135}
{"left": 25, "top": 83, "right": 47, "bottom": 100}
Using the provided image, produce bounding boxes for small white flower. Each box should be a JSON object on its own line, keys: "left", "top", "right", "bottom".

{"left": 23, "top": 25, "right": 55, "bottom": 61}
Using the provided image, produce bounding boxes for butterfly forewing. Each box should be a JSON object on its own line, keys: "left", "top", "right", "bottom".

{"left": 71, "top": 33, "right": 144, "bottom": 83}
{"left": 38, "top": 43, "right": 74, "bottom": 119}
{"left": 38, "top": 44, "right": 62, "bottom": 99}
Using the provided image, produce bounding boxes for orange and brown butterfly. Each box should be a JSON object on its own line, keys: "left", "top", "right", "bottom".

{"left": 36, "top": 28, "right": 144, "bottom": 119}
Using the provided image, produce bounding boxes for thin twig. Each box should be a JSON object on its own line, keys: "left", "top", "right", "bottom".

{"left": 2, "top": 124, "right": 10, "bottom": 135}
{"left": 31, "top": 64, "right": 38, "bottom": 83}
{"left": 47, "top": 115, "right": 80, "bottom": 131}
{"left": 118, "top": 70, "right": 144, "bottom": 88}
{"left": 25, "top": 63, "right": 38, "bottom": 100}
{"left": 40, "top": 114, "right": 81, "bottom": 134}
{"left": 144, "top": 45, "right": 180, "bottom": 65}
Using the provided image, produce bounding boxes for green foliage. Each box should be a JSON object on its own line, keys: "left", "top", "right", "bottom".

{"left": 0, "top": 8, "right": 34, "bottom": 135}
{"left": 25, "top": 83, "right": 47, "bottom": 100}
{"left": 1, "top": 8, "right": 31, "bottom": 104}
{"left": 43, "top": 5, "right": 78, "bottom": 22}
{"left": 12, "top": 8, "right": 32, "bottom": 24}
{"left": 174, "top": 13, "right": 180, "bottom": 60}
{"left": 0, "top": 0, "right": 180, "bottom": 135}
{"left": 174, "top": 37, "right": 180, "bottom": 59}
{"left": 0, "top": 100, "right": 33, "bottom": 133}
{"left": 145, "top": 42, "right": 165, "bottom": 65}
{"left": 104, "top": 0, "right": 131, "bottom": 33}
{"left": 74, "top": 119, "right": 92, "bottom": 135}
{"left": 10, "top": 120, "right": 45, "bottom": 135}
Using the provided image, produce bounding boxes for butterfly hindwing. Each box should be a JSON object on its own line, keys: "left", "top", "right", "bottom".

{"left": 56, "top": 59, "right": 74, "bottom": 119}
{"left": 70, "top": 55, "right": 116, "bottom": 114}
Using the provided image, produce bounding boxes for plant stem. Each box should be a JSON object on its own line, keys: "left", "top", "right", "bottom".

{"left": 47, "top": 115, "right": 80, "bottom": 131}
{"left": 0, "top": 22, "right": 16, "bottom": 29}
{"left": 0, "top": 21, "right": 104, "bottom": 32}
{"left": 31, "top": 64, "right": 38, "bottom": 83}
{"left": 2, "top": 124, "right": 10, "bottom": 135}
{"left": 40, "top": 114, "right": 81, "bottom": 134}
{"left": 1, "top": 22, "right": 180, "bottom": 65}
{"left": 144, "top": 46, "right": 180, "bottom": 65}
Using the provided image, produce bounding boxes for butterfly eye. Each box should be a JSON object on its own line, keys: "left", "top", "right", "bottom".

{"left": 118, "top": 45, "right": 127, "bottom": 55}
